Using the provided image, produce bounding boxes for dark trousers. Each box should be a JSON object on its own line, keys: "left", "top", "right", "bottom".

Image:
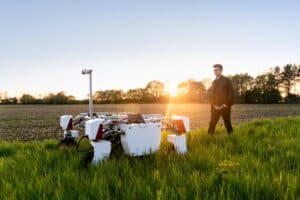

{"left": 208, "top": 105, "right": 233, "bottom": 134}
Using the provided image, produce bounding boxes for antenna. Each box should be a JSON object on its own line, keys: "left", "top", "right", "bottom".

{"left": 82, "top": 69, "right": 93, "bottom": 118}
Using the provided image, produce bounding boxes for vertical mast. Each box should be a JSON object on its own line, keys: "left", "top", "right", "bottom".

{"left": 89, "top": 71, "right": 93, "bottom": 118}
{"left": 82, "top": 69, "right": 94, "bottom": 118}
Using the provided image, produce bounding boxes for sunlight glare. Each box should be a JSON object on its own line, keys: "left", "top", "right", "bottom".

{"left": 169, "top": 84, "right": 178, "bottom": 97}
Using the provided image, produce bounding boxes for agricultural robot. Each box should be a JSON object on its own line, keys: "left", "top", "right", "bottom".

{"left": 58, "top": 69, "right": 190, "bottom": 164}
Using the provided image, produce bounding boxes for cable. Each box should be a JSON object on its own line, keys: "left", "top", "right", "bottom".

{"left": 53, "top": 127, "right": 63, "bottom": 140}
{"left": 76, "top": 136, "right": 93, "bottom": 153}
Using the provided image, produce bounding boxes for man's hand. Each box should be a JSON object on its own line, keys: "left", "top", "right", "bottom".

{"left": 214, "top": 105, "right": 222, "bottom": 110}
{"left": 214, "top": 104, "right": 228, "bottom": 110}
{"left": 221, "top": 104, "right": 228, "bottom": 109}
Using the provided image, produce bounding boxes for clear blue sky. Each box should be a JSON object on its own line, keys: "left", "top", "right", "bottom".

{"left": 1, "top": 0, "right": 299, "bottom": 99}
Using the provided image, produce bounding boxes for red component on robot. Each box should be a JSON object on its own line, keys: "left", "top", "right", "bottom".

{"left": 172, "top": 119, "right": 186, "bottom": 134}
{"left": 95, "top": 124, "right": 104, "bottom": 141}
{"left": 67, "top": 118, "right": 73, "bottom": 130}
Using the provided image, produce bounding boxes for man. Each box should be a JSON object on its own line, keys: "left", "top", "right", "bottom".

{"left": 208, "top": 64, "right": 234, "bottom": 135}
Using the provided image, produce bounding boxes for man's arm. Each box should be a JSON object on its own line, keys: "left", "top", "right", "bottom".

{"left": 226, "top": 78, "right": 234, "bottom": 106}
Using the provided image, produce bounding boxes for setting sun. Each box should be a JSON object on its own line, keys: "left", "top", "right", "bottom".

{"left": 169, "top": 85, "right": 178, "bottom": 97}
{"left": 164, "top": 82, "right": 179, "bottom": 97}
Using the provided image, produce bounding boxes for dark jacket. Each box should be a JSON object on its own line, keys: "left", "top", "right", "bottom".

{"left": 210, "top": 76, "right": 234, "bottom": 106}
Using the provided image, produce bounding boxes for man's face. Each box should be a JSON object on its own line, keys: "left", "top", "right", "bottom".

{"left": 214, "top": 67, "right": 222, "bottom": 77}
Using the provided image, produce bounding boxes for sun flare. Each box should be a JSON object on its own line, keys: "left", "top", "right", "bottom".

{"left": 169, "top": 85, "right": 178, "bottom": 97}
{"left": 165, "top": 83, "right": 178, "bottom": 97}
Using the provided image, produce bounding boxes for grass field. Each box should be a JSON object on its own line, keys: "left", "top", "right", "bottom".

{"left": 0, "top": 117, "right": 299, "bottom": 199}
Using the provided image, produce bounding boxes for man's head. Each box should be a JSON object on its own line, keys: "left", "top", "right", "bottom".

{"left": 213, "top": 64, "right": 223, "bottom": 77}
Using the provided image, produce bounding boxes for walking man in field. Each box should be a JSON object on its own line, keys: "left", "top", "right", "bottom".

{"left": 208, "top": 64, "right": 234, "bottom": 135}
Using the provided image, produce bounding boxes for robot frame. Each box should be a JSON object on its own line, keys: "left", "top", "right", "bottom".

{"left": 58, "top": 69, "right": 191, "bottom": 164}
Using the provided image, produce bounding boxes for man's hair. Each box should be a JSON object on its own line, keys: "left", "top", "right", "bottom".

{"left": 213, "top": 64, "right": 223, "bottom": 70}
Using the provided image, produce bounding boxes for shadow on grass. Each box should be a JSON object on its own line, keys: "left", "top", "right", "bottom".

{"left": 44, "top": 143, "right": 58, "bottom": 150}
{"left": 0, "top": 146, "right": 16, "bottom": 157}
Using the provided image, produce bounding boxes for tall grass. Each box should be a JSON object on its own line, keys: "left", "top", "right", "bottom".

{"left": 0, "top": 117, "right": 299, "bottom": 200}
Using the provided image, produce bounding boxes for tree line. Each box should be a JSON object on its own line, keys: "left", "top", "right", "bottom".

{"left": 229, "top": 64, "right": 300, "bottom": 103}
{"left": 1, "top": 64, "right": 299, "bottom": 105}
{"left": 0, "top": 92, "right": 86, "bottom": 105}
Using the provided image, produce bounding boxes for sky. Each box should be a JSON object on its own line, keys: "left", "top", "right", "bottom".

{"left": 0, "top": 0, "right": 299, "bottom": 99}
